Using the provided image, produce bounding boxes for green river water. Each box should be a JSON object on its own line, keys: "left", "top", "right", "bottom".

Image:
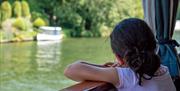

{"left": 0, "top": 31, "right": 180, "bottom": 91}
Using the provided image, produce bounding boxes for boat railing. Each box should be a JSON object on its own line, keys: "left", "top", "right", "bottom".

{"left": 60, "top": 62, "right": 117, "bottom": 91}
{"left": 60, "top": 81, "right": 117, "bottom": 91}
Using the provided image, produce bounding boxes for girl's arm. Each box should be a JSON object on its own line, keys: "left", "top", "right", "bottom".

{"left": 64, "top": 61, "right": 119, "bottom": 86}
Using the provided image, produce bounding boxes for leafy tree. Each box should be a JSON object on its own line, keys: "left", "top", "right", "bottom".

{"left": 56, "top": 0, "right": 143, "bottom": 33}
{"left": 1, "top": 1, "right": 12, "bottom": 21}
{"left": 13, "top": 1, "right": 22, "bottom": 17}
{"left": 27, "top": 0, "right": 60, "bottom": 25}
{"left": 27, "top": 0, "right": 143, "bottom": 37}
{"left": 21, "top": 0, "right": 31, "bottom": 18}
{"left": 0, "top": 7, "right": 2, "bottom": 24}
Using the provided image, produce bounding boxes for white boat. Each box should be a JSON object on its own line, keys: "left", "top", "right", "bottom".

{"left": 36, "top": 26, "right": 63, "bottom": 41}
{"left": 175, "top": 20, "right": 180, "bottom": 31}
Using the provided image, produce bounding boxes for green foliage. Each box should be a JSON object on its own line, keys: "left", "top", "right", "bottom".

{"left": 31, "top": 11, "right": 49, "bottom": 25}
{"left": 0, "top": 31, "right": 3, "bottom": 40}
{"left": 33, "top": 17, "right": 46, "bottom": 27}
{"left": 99, "top": 26, "right": 112, "bottom": 37}
{"left": 13, "top": 18, "right": 26, "bottom": 30}
{"left": 13, "top": 1, "right": 22, "bottom": 17}
{"left": 81, "top": 31, "right": 93, "bottom": 37}
{"left": 28, "top": 0, "right": 59, "bottom": 25}
{"left": 0, "top": 8, "right": 2, "bottom": 25}
{"left": 1, "top": 1, "right": 12, "bottom": 21}
{"left": 31, "top": 12, "right": 43, "bottom": 21}
{"left": 21, "top": 1, "right": 31, "bottom": 18}
{"left": 70, "top": 29, "right": 82, "bottom": 37}
{"left": 0, "top": 0, "right": 144, "bottom": 38}
{"left": 62, "top": 28, "right": 72, "bottom": 37}
{"left": 54, "top": 0, "right": 143, "bottom": 37}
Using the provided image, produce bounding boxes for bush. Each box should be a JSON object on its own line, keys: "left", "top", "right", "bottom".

{"left": 62, "top": 28, "right": 72, "bottom": 37}
{"left": 70, "top": 29, "right": 81, "bottom": 37}
{"left": 21, "top": 1, "right": 31, "bottom": 18}
{"left": 33, "top": 17, "right": 46, "bottom": 27}
{"left": 0, "top": 31, "right": 3, "bottom": 41}
{"left": 31, "top": 12, "right": 42, "bottom": 21}
{"left": 91, "top": 30, "right": 101, "bottom": 37}
{"left": 13, "top": 1, "right": 22, "bottom": 17}
{"left": 31, "top": 12, "right": 49, "bottom": 25}
{"left": 81, "top": 31, "right": 93, "bottom": 37}
{"left": 99, "top": 26, "right": 112, "bottom": 37}
{"left": 1, "top": 1, "right": 12, "bottom": 21}
{"left": 13, "top": 18, "right": 26, "bottom": 30}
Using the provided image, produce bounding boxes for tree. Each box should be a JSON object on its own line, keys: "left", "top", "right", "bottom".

{"left": 27, "top": 0, "right": 144, "bottom": 37}
{"left": 21, "top": 0, "right": 31, "bottom": 18}
{"left": 56, "top": 0, "right": 143, "bottom": 31}
{"left": 27, "top": 0, "right": 60, "bottom": 25}
{"left": 0, "top": 8, "right": 2, "bottom": 25}
{"left": 13, "top": 1, "right": 22, "bottom": 17}
{"left": 1, "top": 1, "right": 12, "bottom": 21}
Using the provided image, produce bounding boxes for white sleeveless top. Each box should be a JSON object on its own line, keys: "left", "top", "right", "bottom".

{"left": 115, "top": 65, "right": 176, "bottom": 91}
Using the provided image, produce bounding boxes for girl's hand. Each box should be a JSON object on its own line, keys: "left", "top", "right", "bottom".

{"left": 103, "top": 62, "right": 114, "bottom": 67}
{"left": 103, "top": 62, "right": 121, "bottom": 67}
{"left": 111, "top": 62, "right": 121, "bottom": 67}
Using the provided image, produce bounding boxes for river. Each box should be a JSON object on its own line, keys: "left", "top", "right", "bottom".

{"left": 0, "top": 31, "right": 180, "bottom": 91}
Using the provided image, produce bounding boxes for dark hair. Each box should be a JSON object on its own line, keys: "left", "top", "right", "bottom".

{"left": 110, "top": 18, "right": 160, "bottom": 85}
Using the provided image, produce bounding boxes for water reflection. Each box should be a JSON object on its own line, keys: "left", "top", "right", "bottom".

{"left": 0, "top": 32, "right": 179, "bottom": 91}
{"left": 36, "top": 41, "right": 61, "bottom": 71}
{"left": 0, "top": 41, "right": 61, "bottom": 75}
{"left": 0, "top": 41, "right": 64, "bottom": 91}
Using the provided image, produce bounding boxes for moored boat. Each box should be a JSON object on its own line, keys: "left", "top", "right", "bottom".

{"left": 36, "top": 26, "right": 63, "bottom": 41}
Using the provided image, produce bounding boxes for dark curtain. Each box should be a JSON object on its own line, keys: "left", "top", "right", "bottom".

{"left": 143, "top": 0, "right": 180, "bottom": 77}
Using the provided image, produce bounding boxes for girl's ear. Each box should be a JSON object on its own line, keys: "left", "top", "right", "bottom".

{"left": 115, "top": 54, "right": 125, "bottom": 65}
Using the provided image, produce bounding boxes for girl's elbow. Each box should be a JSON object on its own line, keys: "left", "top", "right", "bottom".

{"left": 64, "top": 64, "right": 73, "bottom": 78}
{"left": 64, "top": 61, "right": 82, "bottom": 74}
{"left": 64, "top": 62, "right": 80, "bottom": 78}
{"left": 64, "top": 64, "right": 83, "bottom": 81}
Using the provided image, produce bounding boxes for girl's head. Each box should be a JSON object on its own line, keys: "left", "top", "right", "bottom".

{"left": 110, "top": 18, "right": 160, "bottom": 85}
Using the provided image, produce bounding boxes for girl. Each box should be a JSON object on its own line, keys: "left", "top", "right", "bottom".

{"left": 64, "top": 18, "right": 176, "bottom": 91}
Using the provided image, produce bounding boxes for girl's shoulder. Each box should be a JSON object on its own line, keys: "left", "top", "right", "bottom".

{"left": 115, "top": 65, "right": 170, "bottom": 88}
{"left": 115, "top": 67, "right": 138, "bottom": 88}
{"left": 153, "top": 65, "right": 170, "bottom": 79}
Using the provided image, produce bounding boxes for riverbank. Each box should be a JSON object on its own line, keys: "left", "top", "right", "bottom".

{"left": 0, "top": 38, "right": 33, "bottom": 44}
{"left": 0, "top": 28, "right": 36, "bottom": 44}
{"left": 0, "top": 20, "right": 180, "bottom": 44}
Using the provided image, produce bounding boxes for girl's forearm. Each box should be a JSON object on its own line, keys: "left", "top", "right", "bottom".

{"left": 64, "top": 61, "right": 106, "bottom": 81}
